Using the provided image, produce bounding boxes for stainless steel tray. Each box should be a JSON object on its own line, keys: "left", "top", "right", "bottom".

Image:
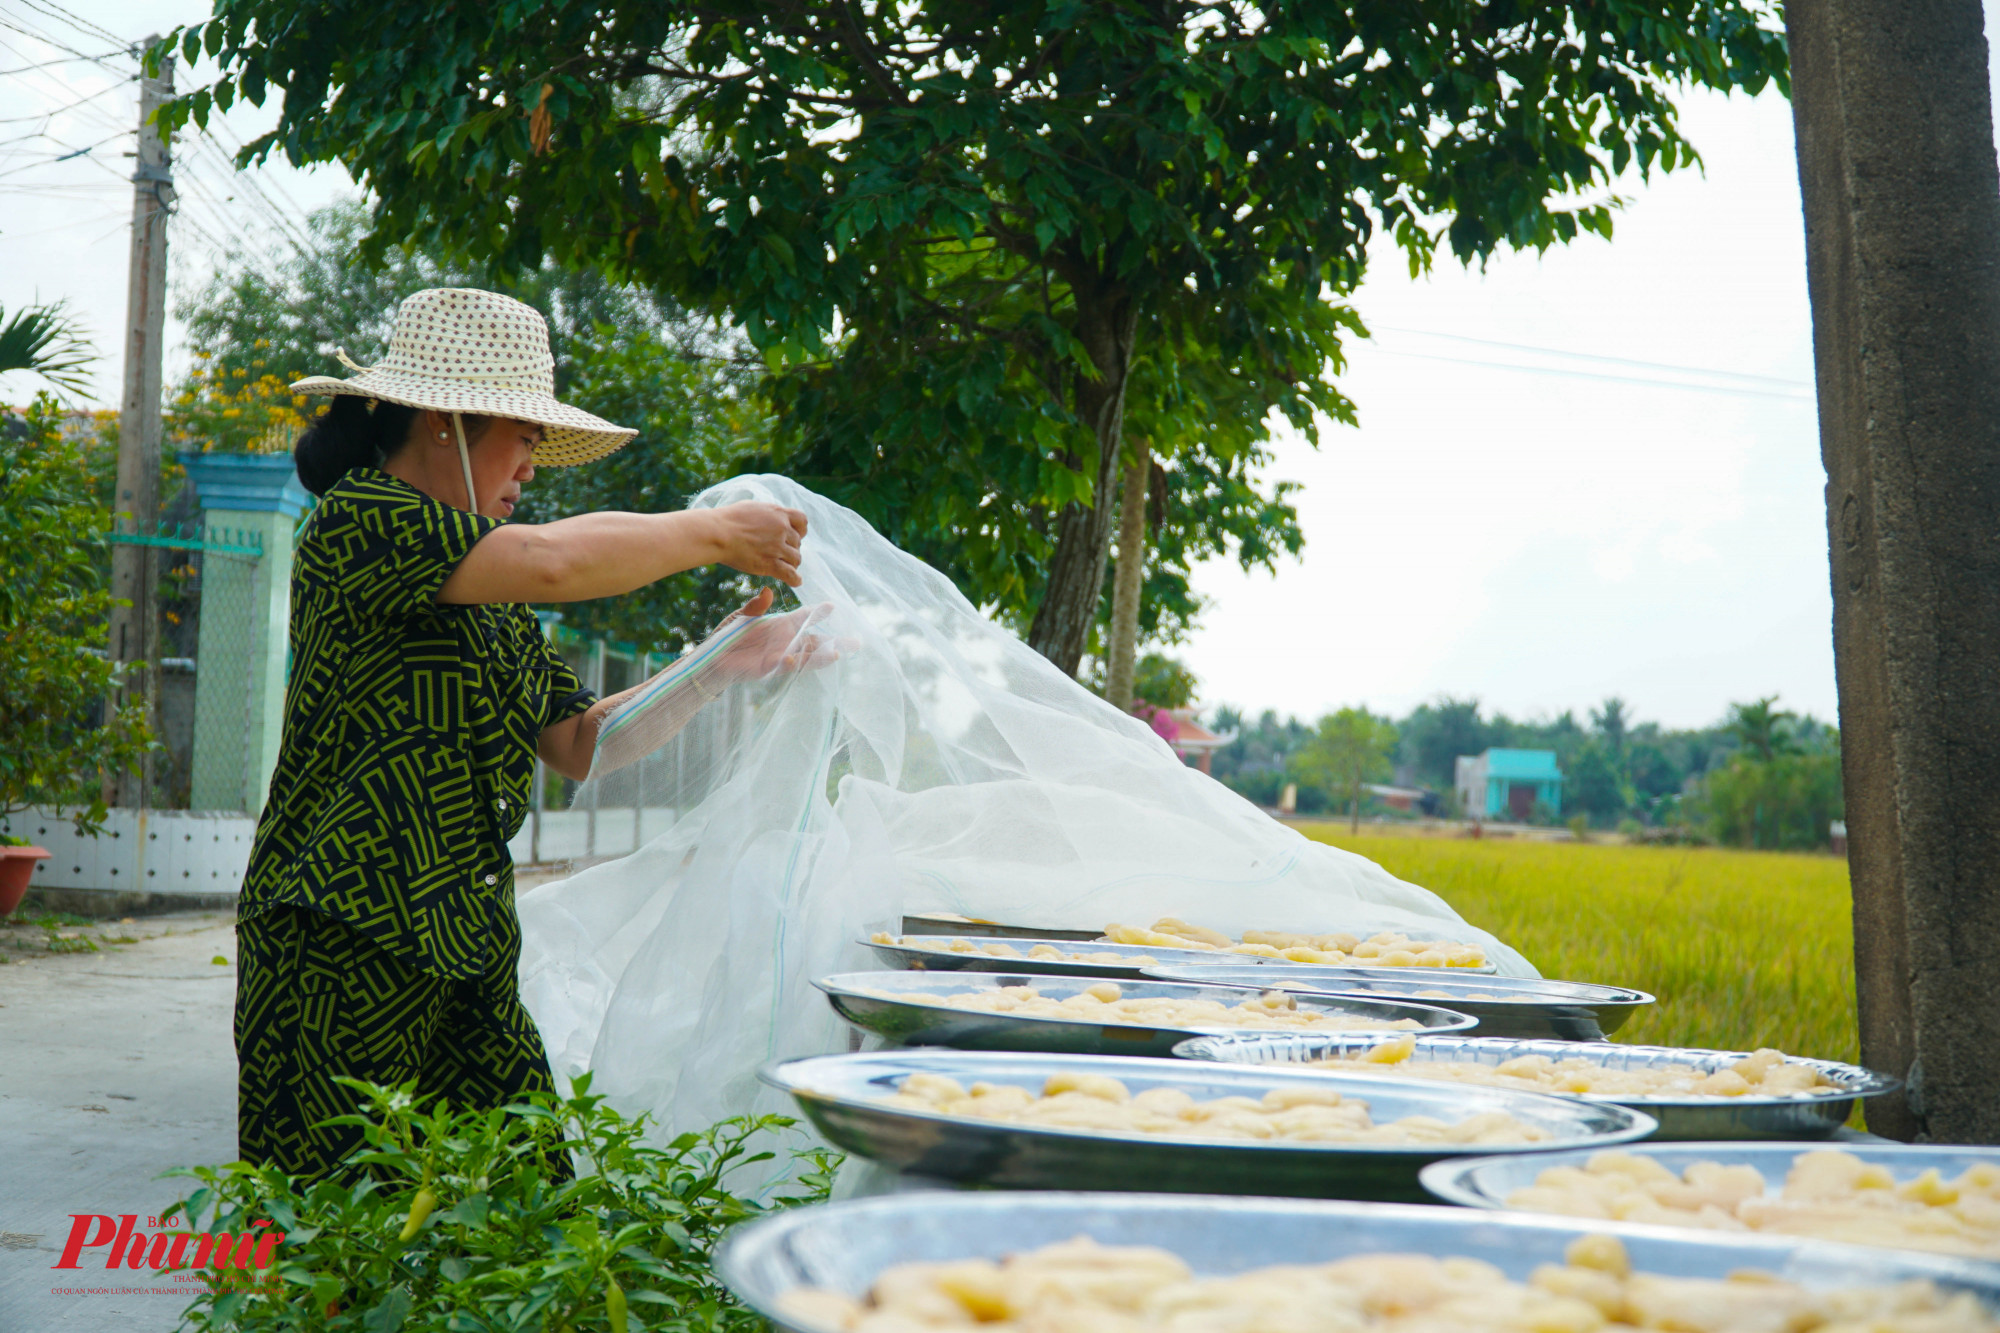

{"left": 1105, "top": 939, "right": 1500, "bottom": 974}
{"left": 817, "top": 971, "right": 1476, "bottom": 1059}
{"left": 1173, "top": 1034, "right": 1900, "bottom": 1140}
{"left": 865, "top": 936, "right": 1186, "bottom": 980}
{"left": 762, "top": 1049, "right": 1656, "bottom": 1201}
{"left": 718, "top": 1193, "right": 2000, "bottom": 1333}
{"left": 1144, "top": 966, "right": 1653, "bottom": 1041}
{"left": 901, "top": 914, "right": 1100, "bottom": 942}
{"left": 1423, "top": 1141, "right": 2000, "bottom": 1230}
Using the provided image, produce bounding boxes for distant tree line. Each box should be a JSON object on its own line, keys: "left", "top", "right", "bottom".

{"left": 1203, "top": 693, "right": 1843, "bottom": 851}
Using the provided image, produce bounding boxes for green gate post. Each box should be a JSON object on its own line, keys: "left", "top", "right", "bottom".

{"left": 183, "top": 453, "right": 309, "bottom": 814}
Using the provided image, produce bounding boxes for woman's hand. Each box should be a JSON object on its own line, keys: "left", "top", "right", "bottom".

{"left": 705, "top": 503, "right": 808, "bottom": 587}
{"left": 712, "top": 588, "right": 844, "bottom": 680}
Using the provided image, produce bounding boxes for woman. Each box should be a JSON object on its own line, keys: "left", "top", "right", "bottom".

{"left": 237, "top": 287, "right": 807, "bottom": 1180}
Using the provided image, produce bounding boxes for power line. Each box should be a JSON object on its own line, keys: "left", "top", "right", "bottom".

{"left": 0, "top": 12, "right": 132, "bottom": 76}
{"left": 0, "top": 80, "right": 126, "bottom": 125}
{"left": 1372, "top": 324, "right": 1809, "bottom": 391}
{"left": 1374, "top": 347, "right": 1812, "bottom": 401}
{"left": 18, "top": 0, "right": 131, "bottom": 51}
{"left": 0, "top": 48, "right": 124, "bottom": 74}
{"left": 188, "top": 129, "right": 316, "bottom": 254}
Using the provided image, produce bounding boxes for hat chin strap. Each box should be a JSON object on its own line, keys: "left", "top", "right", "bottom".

{"left": 452, "top": 412, "right": 479, "bottom": 515}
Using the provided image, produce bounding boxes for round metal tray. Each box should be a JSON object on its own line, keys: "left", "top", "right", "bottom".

{"left": 1102, "top": 938, "right": 1500, "bottom": 974}
{"left": 862, "top": 936, "right": 1184, "bottom": 981}
{"left": 763, "top": 1049, "right": 1657, "bottom": 1202}
{"left": 817, "top": 971, "right": 1475, "bottom": 1058}
{"left": 718, "top": 1192, "right": 2000, "bottom": 1333}
{"left": 1173, "top": 1033, "right": 1900, "bottom": 1139}
{"left": 1144, "top": 965, "right": 1653, "bottom": 1041}
{"left": 1422, "top": 1142, "right": 2000, "bottom": 1244}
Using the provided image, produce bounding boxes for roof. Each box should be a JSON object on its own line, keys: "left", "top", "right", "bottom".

{"left": 1167, "top": 708, "right": 1235, "bottom": 754}
{"left": 1481, "top": 748, "right": 1564, "bottom": 780}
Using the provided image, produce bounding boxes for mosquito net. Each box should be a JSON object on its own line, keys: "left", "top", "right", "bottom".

{"left": 516, "top": 473, "right": 1537, "bottom": 1136}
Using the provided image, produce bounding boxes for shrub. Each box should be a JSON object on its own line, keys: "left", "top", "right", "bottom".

{"left": 1695, "top": 752, "right": 1844, "bottom": 851}
{"left": 0, "top": 394, "right": 152, "bottom": 836}
{"left": 169, "top": 1077, "right": 836, "bottom": 1332}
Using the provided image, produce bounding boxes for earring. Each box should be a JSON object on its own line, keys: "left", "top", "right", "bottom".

{"left": 438, "top": 432, "right": 447, "bottom": 440}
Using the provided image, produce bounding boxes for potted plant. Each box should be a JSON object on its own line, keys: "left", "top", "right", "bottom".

{"left": 0, "top": 836, "right": 49, "bottom": 918}
{"left": 0, "top": 394, "right": 153, "bottom": 917}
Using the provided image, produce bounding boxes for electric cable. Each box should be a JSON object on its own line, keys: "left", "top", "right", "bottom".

{"left": 1371, "top": 324, "right": 1808, "bottom": 390}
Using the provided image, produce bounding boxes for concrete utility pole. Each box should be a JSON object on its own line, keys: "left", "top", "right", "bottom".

{"left": 1788, "top": 0, "right": 2000, "bottom": 1143}
{"left": 106, "top": 40, "right": 174, "bottom": 809}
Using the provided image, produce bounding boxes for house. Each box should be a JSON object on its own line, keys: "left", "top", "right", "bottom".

{"left": 1167, "top": 708, "right": 1236, "bottom": 775}
{"left": 1454, "top": 748, "right": 1564, "bottom": 821}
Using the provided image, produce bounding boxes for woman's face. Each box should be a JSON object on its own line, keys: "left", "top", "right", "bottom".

{"left": 472, "top": 416, "right": 544, "bottom": 519}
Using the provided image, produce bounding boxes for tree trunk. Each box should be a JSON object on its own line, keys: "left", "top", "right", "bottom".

{"left": 1027, "top": 285, "right": 1139, "bottom": 675}
{"left": 1104, "top": 436, "right": 1152, "bottom": 709}
{"left": 1788, "top": 0, "right": 2000, "bottom": 1143}
{"left": 1349, "top": 763, "right": 1361, "bottom": 834}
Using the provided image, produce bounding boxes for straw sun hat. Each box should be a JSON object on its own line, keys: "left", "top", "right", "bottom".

{"left": 290, "top": 287, "right": 637, "bottom": 467}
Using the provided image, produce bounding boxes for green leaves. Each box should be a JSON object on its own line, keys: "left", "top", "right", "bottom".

{"left": 168, "top": 1075, "right": 837, "bottom": 1333}
{"left": 0, "top": 397, "right": 153, "bottom": 832}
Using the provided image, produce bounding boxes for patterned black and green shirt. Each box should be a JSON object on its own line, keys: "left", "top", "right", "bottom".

{"left": 241, "top": 469, "right": 594, "bottom": 979}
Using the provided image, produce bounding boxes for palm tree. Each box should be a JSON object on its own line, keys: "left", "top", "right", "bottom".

{"left": 1591, "top": 696, "right": 1630, "bottom": 755}
{"left": 0, "top": 300, "right": 94, "bottom": 397}
{"left": 1726, "top": 696, "right": 1797, "bottom": 762}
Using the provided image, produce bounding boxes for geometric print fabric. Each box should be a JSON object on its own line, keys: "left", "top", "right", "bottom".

{"left": 235, "top": 905, "right": 558, "bottom": 1180}
{"left": 239, "top": 468, "right": 593, "bottom": 981}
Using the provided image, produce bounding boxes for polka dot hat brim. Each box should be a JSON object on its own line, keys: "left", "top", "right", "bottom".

{"left": 288, "top": 286, "right": 638, "bottom": 467}
{"left": 290, "top": 367, "right": 637, "bottom": 467}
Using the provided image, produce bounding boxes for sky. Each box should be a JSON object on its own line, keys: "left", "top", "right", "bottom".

{"left": 4, "top": 5, "right": 1999, "bottom": 733}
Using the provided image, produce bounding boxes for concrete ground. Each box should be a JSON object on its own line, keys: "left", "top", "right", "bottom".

{"left": 0, "top": 910, "right": 238, "bottom": 1332}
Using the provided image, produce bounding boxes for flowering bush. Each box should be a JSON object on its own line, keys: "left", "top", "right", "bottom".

{"left": 171, "top": 344, "right": 315, "bottom": 455}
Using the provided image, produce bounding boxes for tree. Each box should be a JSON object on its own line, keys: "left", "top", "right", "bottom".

{"left": 1292, "top": 707, "right": 1397, "bottom": 834}
{"left": 163, "top": 0, "right": 1786, "bottom": 674}
{"left": 1791, "top": 0, "right": 2000, "bottom": 1146}
{"left": 1398, "top": 696, "right": 1500, "bottom": 792}
{"left": 1696, "top": 750, "right": 1844, "bottom": 851}
{"left": 1591, "top": 697, "right": 1631, "bottom": 757}
{"left": 0, "top": 397, "right": 153, "bottom": 837}
{"left": 1567, "top": 740, "right": 1629, "bottom": 827}
{"left": 1724, "top": 695, "right": 1798, "bottom": 762}
{"left": 0, "top": 300, "right": 93, "bottom": 398}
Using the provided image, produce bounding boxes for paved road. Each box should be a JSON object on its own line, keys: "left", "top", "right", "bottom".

{"left": 0, "top": 913, "right": 238, "bottom": 1332}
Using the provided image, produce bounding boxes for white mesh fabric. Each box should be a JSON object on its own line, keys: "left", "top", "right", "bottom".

{"left": 516, "top": 474, "right": 1537, "bottom": 1134}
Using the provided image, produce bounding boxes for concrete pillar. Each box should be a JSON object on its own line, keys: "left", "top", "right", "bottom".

{"left": 182, "top": 454, "right": 309, "bottom": 815}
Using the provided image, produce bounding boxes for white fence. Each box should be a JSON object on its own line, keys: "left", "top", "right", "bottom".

{"left": 506, "top": 808, "right": 676, "bottom": 866}
{"left": 2, "top": 805, "right": 671, "bottom": 899}
{"left": 0, "top": 807, "right": 258, "bottom": 896}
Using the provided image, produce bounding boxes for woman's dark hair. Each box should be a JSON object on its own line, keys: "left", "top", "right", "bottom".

{"left": 293, "top": 396, "right": 419, "bottom": 496}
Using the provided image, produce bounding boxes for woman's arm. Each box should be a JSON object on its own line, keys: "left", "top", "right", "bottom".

{"left": 439, "top": 502, "right": 807, "bottom": 605}
{"left": 537, "top": 691, "right": 631, "bottom": 781}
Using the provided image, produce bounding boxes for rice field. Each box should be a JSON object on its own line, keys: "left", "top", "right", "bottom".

{"left": 1296, "top": 828, "right": 1859, "bottom": 1068}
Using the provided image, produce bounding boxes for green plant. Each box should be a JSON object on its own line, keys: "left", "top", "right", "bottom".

{"left": 170, "top": 1075, "right": 835, "bottom": 1332}
{"left": 0, "top": 299, "right": 94, "bottom": 397}
{"left": 0, "top": 395, "right": 154, "bottom": 834}
{"left": 1290, "top": 708, "right": 1398, "bottom": 834}
{"left": 1695, "top": 752, "right": 1845, "bottom": 851}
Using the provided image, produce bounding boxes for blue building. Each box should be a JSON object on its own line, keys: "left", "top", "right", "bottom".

{"left": 1453, "top": 748, "right": 1564, "bottom": 821}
